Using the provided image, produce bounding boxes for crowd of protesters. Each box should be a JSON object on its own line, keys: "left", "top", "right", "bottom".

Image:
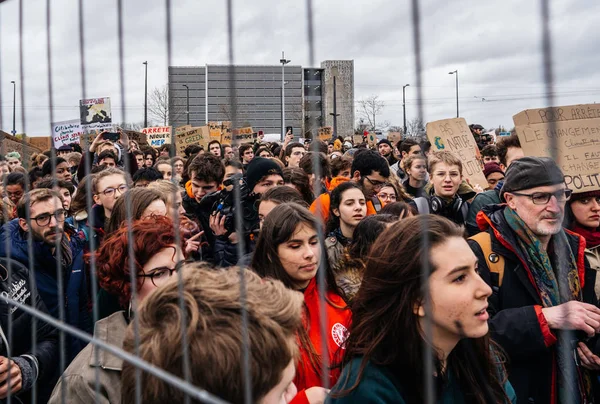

{"left": 0, "top": 122, "right": 598, "bottom": 404}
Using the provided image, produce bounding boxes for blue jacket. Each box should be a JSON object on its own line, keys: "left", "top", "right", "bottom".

{"left": 0, "top": 219, "right": 92, "bottom": 362}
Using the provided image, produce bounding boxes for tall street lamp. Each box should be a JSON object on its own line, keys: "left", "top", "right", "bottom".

{"left": 280, "top": 51, "right": 291, "bottom": 141}
{"left": 182, "top": 84, "right": 190, "bottom": 125}
{"left": 10, "top": 81, "right": 16, "bottom": 135}
{"left": 449, "top": 70, "right": 459, "bottom": 118}
{"left": 143, "top": 61, "right": 148, "bottom": 127}
{"left": 402, "top": 84, "right": 410, "bottom": 136}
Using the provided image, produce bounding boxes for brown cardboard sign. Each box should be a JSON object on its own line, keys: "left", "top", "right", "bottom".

{"left": 367, "top": 132, "right": 377, "bottom": 148}
{"left": 318, "top": 126, "right": 333, "bottom": 141}
{"left": 175, "top": 125, "right": 192, "bottom": 135}
{"left": 426, "top": 118, "right": 487, "bottom": 189}
{"left": 175, "top": 126, "right": 209, "bottom": 156}
{"left": 232, "top": 127, "right": 254, "bottom": 143}
{"left": 513, "top": 119, "right": 600, "bottom": 192}
{"left": 387, "top": 131, "right": 402, "bottom": 145}
{"left": 353, "top": 135, "right": 364, "bottom": 145}
{"left": 513, "top": 103, "right": 600, "bottom": 126}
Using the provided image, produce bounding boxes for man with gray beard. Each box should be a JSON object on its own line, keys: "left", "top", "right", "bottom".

{"left": 469, "top": 157, "right": 600, "bottom": 403}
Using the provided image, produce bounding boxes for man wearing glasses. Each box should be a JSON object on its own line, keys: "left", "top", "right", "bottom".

{"left": 468, "top": 157, "right": 600, "bottom": 404}
{"left": 0, "top": 188, "right": 91, "bottom": 363}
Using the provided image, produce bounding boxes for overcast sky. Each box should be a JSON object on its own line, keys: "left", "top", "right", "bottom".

{"left": 0, "top": 0, "right": 598, "bottom": 137}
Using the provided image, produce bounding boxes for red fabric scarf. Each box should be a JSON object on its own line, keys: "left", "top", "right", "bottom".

{"left": 571, "top": 224, "right": 600, "bottom": 249}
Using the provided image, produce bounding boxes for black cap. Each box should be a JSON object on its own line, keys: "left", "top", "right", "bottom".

{"left": 500, "top": 157, "right": 564, "bottom": 199}
{"left": 245, "top": 158, "right": 284, "bottom": 192}
{"left": 471, "top": 124, "right": 484, "bottom": 130}
{"left": 378, "top": 139, "right": 392, "bottom": 147}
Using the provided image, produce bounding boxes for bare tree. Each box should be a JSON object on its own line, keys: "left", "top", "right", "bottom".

{"left": 406, "top": 117, "right": 425, "bottom": 137}
{"left": 357, "top": 95, "right": 389, "bottom": 131}
{"left": 147, "top": 85, "right": 185, "bottom": 126}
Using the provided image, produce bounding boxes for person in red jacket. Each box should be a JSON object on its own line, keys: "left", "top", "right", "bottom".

{"left": 252, "top": 202, "right": 351, "bottom": 403}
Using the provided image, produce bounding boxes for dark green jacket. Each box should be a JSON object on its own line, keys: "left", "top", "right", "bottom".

{"left": 466, "top": 190, "right": 500, "bottom": 236}
{"left": 327, "top": 357, "right": 516, "bottom": 404}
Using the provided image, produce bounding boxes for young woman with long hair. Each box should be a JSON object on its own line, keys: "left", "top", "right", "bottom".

{"left": 251, "top": 202, "right": 351, "bottom": 401}
{"left": 325, "top": 182, "right": 367, "bottom": 272}
{"left": 402, "top": 154, "right": 428, "bottom": 198}
{"left": 566, "top": 191, "right": 600, "bottom": 299}
{"left": 334, "top": 214, "right": 397, "bottom": 303}
{"left": 329, "top": 215, "right": 515, "bottom": 403}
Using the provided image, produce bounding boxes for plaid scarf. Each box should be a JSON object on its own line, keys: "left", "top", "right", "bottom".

{"left": 504, "top": 207, "right": 587, "bottom": 403}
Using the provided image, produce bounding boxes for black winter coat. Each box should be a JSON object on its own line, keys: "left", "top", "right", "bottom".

{"left": 468, "top": 204, "right": 597, "bottom": 404}
{"left": 0, "top": 258, "right": 58, "bottom": 404}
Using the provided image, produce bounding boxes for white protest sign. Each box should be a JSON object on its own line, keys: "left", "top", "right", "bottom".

{"left": 52, "top": 119, "right": 83, "bottom": 148}
{"left": 142, "top": 126, "right": 172, "bottom": 147}
{"left": 79, "top": 97, "right": 113, "bottom": 132}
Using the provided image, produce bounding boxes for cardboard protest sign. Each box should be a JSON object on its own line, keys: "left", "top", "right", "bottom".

{"left": 367, "top": 132, "right": 377, "bottom": 148}
{"left": 142, "top": 126, "right": 172, "bottom": 147}
{"left": 387, "top": 131, "right": 402, "bottom": 145}
{"left": 28, "top": 136, "right": 52, "bottom": 151}
{"left": 426, "top": 118, "right": 487, "bottom": 188}
{"left": 232, "top": 127, "right": 254, "bottom": 143}
{"left": 51, "top": 119, "right": 83, "bottom": 148}
{"left": 318, "top": 126, "right": 333, "bottom": 141}
{"left": 513, "top": 116, "right": 600, "bottom": 193}
{"left": 126, "top": 131, "right": 148, "bottom": 146}
{"left": 175, "top": 125, "right": 192, "bottom": 135}
{"left": 221, "top": 121, "right": 232, "bottom": 143}
{"left": 79, "top": 97, "right": 113, "bottom": 132}
{"left": 353, "top": 135, "right": 364, "bottom": 145}
{"left": 175, "top": 126, "right": 209, "bottom": 156}
{"left": 513, "top": 103, "right": 600, "bottom": 127}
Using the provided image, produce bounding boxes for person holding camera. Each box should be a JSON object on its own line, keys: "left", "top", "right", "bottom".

{"left": 468, "top": 157, "right": 600, "bottom": 404}
{"left": 209, "top": 157, "right": 284, "bottom": 267}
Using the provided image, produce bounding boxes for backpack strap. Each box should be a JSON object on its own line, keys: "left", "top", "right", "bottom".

{"left": 413, "top": 197, "right": 430, "bottom": 215}
{"left": 469, "top": 232, "right": 505, "bottom": 288}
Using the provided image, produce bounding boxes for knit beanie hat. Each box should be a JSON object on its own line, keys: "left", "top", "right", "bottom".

{"left": 378, "top": 139, "right": 392, "bottom": 147}
{"left": 245, "top": 158, "right": 284, "bottom": 192}
{"left": 483, "top": 162, "right": 505, "bottom": 178}
{"left": 500, "top": 157, "right": 564, "bottom": 199}
{"left": 570, "top": 190, "right": 600, "bottom": 202}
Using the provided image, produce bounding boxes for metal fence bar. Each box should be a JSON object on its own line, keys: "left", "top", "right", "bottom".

{"left": 224, "top": 1, "right": 253, "bottom": 402}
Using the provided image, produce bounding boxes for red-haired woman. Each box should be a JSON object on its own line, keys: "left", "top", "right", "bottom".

{"left": 48, "top": 216, "right": 185, "bottom": 404}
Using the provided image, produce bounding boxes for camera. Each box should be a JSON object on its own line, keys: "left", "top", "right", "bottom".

{"left": 199, "top": 173, "right": 259, "bottom": 237}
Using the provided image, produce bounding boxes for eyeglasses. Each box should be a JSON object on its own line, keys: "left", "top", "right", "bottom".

{"left": 510, "top": 189, "right": 572, "bottom": 205}
{"left": 31, "top": 209, "right": 67, "bottom": 227}
{"left": 98, "top": 184, "right": 128, "bottom": 197}
{"left": 139, "top": 260, "right": 186, "bottom": 287}
{"left": 377, "top": 192, "right": 397, "bottom": 202}
{"left": 364, "top": 176, "right": 385, "bottom": 189}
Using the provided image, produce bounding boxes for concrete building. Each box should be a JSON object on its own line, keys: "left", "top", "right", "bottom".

{"left": 168, "top": 61, "right": 353, "bottom": 139}
{"left": 321, "top": 60, "right": 355, "bottom": 139}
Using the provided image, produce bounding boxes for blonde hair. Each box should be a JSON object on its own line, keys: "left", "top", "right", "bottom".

{"left": 121, "top": 265, "right": 303, "bottom": 403}
{"left": 147, "top": 179, "right": 183, "bottom": 205}
{"left": 427, "top": 151, "right": 463, "bottom": 175}
{"left": 91, "top": 167, "right": 130, "bottom": 194}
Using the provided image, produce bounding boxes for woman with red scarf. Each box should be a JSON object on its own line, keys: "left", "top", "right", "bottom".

{"left": 567, "top": 190, "right": 600, "bottom": 298}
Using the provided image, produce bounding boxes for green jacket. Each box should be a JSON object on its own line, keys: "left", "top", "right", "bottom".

{"left": 327, "top": 357, "right": 516, "bottom": 404}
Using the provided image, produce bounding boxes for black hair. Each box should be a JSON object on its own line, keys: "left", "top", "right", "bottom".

{"left": 184, "top": 145, "right": 203, "bottom": 158}
{"left": 223, "top": 158, "right": 243, "bottom": 170}
{"left": 326, "top": 182, "right": 366, "bottom": 234}
{"left": 420, "top": 140, "right": 431, "bottom": 155}
{"left": 132, "top": 167, "right": 163, "bottom": 184}
{"left": 348, "top": 214, "right": 398, "bottom": 259}
{"left": 35, "top": 178, "right": 76, "bottom": 195}
{"left": 5, "top": 172, "right": 26, "bottom": 188}
{"left": 285, "top": 142, "right": 304, "bottom": 158}
{"left": 399, "top": 138, "right": 419, "bottom": 155}
{"left": 97, "top": 150, "right": 118, "bottom": 163}
{"left": 380, "top": 201, "right": 417, "bottom": 218}
{"left": 481, "top": 145, "right": 498, "bottom": 158}
{"left": 239, "top": 144, "right": 254, "bottom": 159}
{"left": 351, "top": 149, "right": 390, "bottom": 178}
{"left": 28, "top": 167, "right": 44, "bottom": 187}
{"left": 41, "top": 157, "right": 68, "bottom": 177}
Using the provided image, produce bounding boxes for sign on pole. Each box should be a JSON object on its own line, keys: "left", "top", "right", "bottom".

{"left": 232, "top": 127, "right": 254, "bottom": 143}
{"left": 79, "top": 97, "right": 113, "bottom": 132}
{"left": 52, "top": 119, "right": 83, "bottom": 148}
{"left": 513, "top": 105, "right": 600, "bottom": 193}
{"left": 426, "top": 117, "right": 487, "bottom": 189}
{"left": 142, "top": 126, "right": 172, "bottom": 147}
{"left": 318, "top": 126, "right": 333, "bottom": 141}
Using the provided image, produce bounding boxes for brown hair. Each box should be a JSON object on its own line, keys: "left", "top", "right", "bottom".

{"left": 402, "top": 153, "right": 427, "bottom": 172}
{"left": 91, "top": 167, "right": 130, "bottom": 195}
{"left": 70, "top": 175, "right": 93, "bottom": 215}
{"left": 496, "top": 134, "right": 521, "bottom": 167}
{"left": 17, "top": 188, "right": 63, "bottom": 219}
{"left": 121, "top": 265, "right": 304, "bottom": 403}
{"left": 147, "top": 179, "right": 183, "bottom": 207}
{"left": 105, "top": 188, "right": 167, "bottom": 235}
{"left": 282, "top": 167, "right": 314, "bottom": 205}
{"left": 427, "top": 151, "right": 463, "bottom": 175}
{"left": 335, "top": 215, "right": 509, "bottom": 403}
{"left": 187, "top": 153, "right": 224, "bottom": 184}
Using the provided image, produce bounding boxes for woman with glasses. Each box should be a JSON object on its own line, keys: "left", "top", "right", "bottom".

{"left": 376, "top": 183, "right": 398, "bottom": 206}
{"left": 325, "top": 182, "right": 367, "bottom": 273}
{"left": 566, "top": 190, "right": 600, "bottom": 299}
{"left": 49, "top": 215, "right": 185, "bottom": 404}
